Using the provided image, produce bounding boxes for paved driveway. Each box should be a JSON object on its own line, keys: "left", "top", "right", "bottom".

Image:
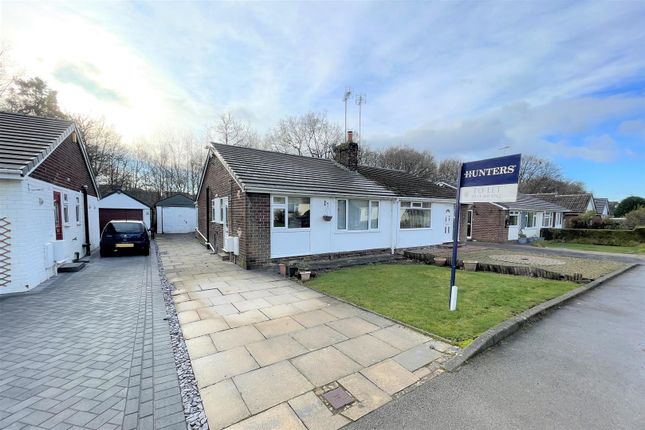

{"left": 349, "top": 265, "right": 645, "bottom": 429}
{"left": 0, "top": 250, "right": 186, "bottom": 430}
{"left": 157, "top": 235, "right": 456, "bottom": 430}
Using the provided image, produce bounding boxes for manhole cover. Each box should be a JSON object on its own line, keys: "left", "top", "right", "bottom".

{"left": 322, "top": 387, "right": 355, "bottom": 410}
{"left": 489, "top": 254, "right": 566, "bottom": 266}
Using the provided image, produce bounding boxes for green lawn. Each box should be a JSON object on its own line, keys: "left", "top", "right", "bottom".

{"left": 308, "top": 264, "right": 579, "bottom": 348}
{"left": 536, "top": 241, "right": 645, "bottom": 255}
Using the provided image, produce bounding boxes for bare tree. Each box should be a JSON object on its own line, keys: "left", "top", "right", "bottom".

{"left": 518, "top": 154, "right": 585, "bottom": 194}
{"left": 213, "top": 112, "right": 260, "bottom": 147}
{"left": 360, "top": 145, "right": 437, "bottom": 179}
{"left": 266, "top": 111, "right": 342, "bottom": 158}
{"left": 434, "top": 159, "right": 462, "bottom": 184}
{"left": 0, "top": 46, "right": 16, "bottom": 98}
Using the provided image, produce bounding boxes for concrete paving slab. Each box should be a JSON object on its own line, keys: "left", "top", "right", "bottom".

{"left": 360, "top": 360, "right": 418, "bottom": 395}
{"left": 371, "top": 326, "right": 430, "bottom": 350}
{"left": 255, "top": 316, "right": 305, "bottom": 338}
{"left": 335, "top": 335, "right": 400, "bottom": 367}
{"left": 227, "top": 403, "right": 306, "bottom": 430}
{"left": 234, "top": 298, "right": 272, "bottom": 312}
{"left": 233, "top": 361, "right": 313, "bottom": 414}
{"left": 185, "top": 335, "right": 218, "bottom": 360}
{"left": 192, "top": 347, "right": 258, "bottom": 388}
{"left": 338, "top": 373, "right": 391, "bottom": 421}
{"left": 177, "top": 310, "right": 200, "bottom": 324}
{"left": 224, "top": 309, "right": 269, "bottom": 328}
{"left": 326, "top": 317, "right": 379, "bottom": 338}
{"left": 291, "top": 347, "right": 362, "bottom": 387}
{"left": 212, "top": 303, "right": 239, "bottom": 316}
{"left": 292, "top": 309, "right": 338, "bottom": 328}
{"left": 290, "top": 325, "right": 348, "bottom": 351}
{"left": 181, "top": 318, "right": 230, "bottom": 339}
{"left": 200, "top": 379, "right": 249, "bottom": 430}
{"left": 293, "top": 298, "right": 331, "bottom": 312}
{"left": 289, "top": 391, "right": 349, "bottom": 430}
{"left": 393, "top": 342, "right": 443, "bottom": 372}
{"left": 209, "top": 326, "right": 265, "bottom": 352}
{"left": 246, "top": 335, "right": 308, "bottom": 367}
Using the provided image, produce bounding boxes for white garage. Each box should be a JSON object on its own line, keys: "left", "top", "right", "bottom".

{"left": 98, "top": 190, "right": 152, "bottom": 234}
{"left": 155, "top": 194, "right": 196, "bottom": 234}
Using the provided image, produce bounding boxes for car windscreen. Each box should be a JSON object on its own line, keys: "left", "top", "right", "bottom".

{"left": 107, "top": 222, "right": 144, "bottom": 234}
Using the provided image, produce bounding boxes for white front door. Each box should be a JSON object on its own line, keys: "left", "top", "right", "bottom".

{"left": 222, "top": 198, "right": 229, "bottom": 251}
{"left": 443, "top": 208, "right": 452, "bottom": 242}
{"left": 507, "top": 210, "right": 520, "bottom": 240}
{"left": 466, "top": 210, "right": 473, "bottom": 239}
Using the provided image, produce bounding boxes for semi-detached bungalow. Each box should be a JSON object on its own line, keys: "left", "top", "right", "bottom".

{"left": 0, "top": 112, "right": 100, "bottom": 295}
{"left": 196, "top": 137, "right": 458, "bottom": 269}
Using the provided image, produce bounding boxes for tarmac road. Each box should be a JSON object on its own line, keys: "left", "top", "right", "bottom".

{"left": 349, "top": 265, "right": 645, "bottom": 430}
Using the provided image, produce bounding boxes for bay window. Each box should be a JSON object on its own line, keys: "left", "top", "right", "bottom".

{"left": 337, "top": 199, "right": 379, "bottom": 231}
{"left": 400, "top": 201, "right": 431, "bottom": 229}
{"left": 273, "top": 196, "right": 310, "bottom": 229}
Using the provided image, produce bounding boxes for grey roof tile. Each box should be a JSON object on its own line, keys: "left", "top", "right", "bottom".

{"left": 155, "top": 194, "right": 195, "bottom": 207}
{"left": 528, "top": 193, "right": 593, "bottom": 213}
{"left": 0, "top": 111, "right": 75, "bottom": 175}
{"left": 212, "top": 143, "right": 397, "bottom": 198}
{"left": 497, "top": 193, "right": 569, "bottom": 212}
{"left": 358, "top": 165, "right": 456, "bottom": 199}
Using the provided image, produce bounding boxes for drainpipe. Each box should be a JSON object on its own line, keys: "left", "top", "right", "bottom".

{"left": 390, "top": 198, "right": 399, "bottom": 254}
{"left": 205, "top": 187, "right": 211, "bottom": 248}
{"left": 81, "top": 185, "right": 91, "bottom": 256}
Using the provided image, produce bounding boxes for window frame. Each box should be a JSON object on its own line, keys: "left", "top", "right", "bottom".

{"left": 508, "top": 211, "right": 519, "bottom": 227}
{"left": 399, "top": 200, "right": 432, "bottom": 230}
{"left": 63, "top": 193, "right": 70, "bottom": 225}
{"left": 211, "top": 198, "right": 218, "bottom": 222}
{"left": 272, "top": 196, "right": 310, "bottom": 230}
{"left": 526, "top": 212, "right": 538, "bottom": 228}
{"left": 336, "top": 199, "right": 380, "bottom": 232}
{"left": 542, "top": 211, "right": 553, "bottom": 227}
{"left": 75, "top": 196, "right": 81, "bottom": 225}
{"left": 555, "top": 212, "right": 563, "bottom": 227}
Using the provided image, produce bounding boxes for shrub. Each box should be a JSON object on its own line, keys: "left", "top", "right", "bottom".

{"left": 540, "top": 227, "right": 645, "bottom": 246}
{"left": 623, "top": 208, "right": 645, "bottom": 229}
{"left": 614, "top": 196, "right": 645, "bottom": 217}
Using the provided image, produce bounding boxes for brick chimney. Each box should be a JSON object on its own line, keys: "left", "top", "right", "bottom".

{"left": 333, "top": 130, "right": 359, "bottom": 171}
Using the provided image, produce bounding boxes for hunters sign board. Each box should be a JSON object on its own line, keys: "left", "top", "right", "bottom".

{"left": 459, "top": 154, "right": 521, "bottom": 203}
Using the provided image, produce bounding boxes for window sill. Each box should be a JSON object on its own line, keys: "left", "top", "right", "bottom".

{"left": 335, "top": 229, "right": 381, "bottom": 234}
{"left": 272, "top": 228, "right": 311, "bottom": 232}
{"left": 399, "top": 227, "right": 432, "bottom": 231}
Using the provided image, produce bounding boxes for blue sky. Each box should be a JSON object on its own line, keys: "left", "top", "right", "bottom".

{"left": 1, "top": 0, "right": 644, "bottom": 200}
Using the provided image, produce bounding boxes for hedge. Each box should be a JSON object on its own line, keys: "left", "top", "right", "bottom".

{"left": 540, "top": 227, "right": 645, "bottom": 246}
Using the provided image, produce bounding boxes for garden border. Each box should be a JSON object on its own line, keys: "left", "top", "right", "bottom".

{"left": 443, "top": 263, "right": 639, "bottom": 372}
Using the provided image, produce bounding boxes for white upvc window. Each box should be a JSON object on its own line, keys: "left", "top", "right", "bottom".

{"left": 400, "top": 201, "right": 431, "bottom": 229}
{"left": 526, "top": 212, "right": 538, "bottom": 228}
{"left": 337, "top": 199, "right": 379, "bottom": 231}
{"left": 542, "top": 211, "right": 553, "bottom": 227}
{"left": 272, "top": 196, "right": 310, "bottom": 229}
{"left": 75, "top": 196, "right": 81, "bottom": 224}
{"left": 211, "top": 198, "right": 219, "bottom": 222}
{"left": 508, "top": 211, "right": 519, "bottom": 226}
{"left": 555, "top": 212, "right": 563, "bottom": 227}
{"left": 63, "top": 193, "right": 70, "bottom": 225}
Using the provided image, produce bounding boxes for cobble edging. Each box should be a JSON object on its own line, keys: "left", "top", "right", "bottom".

{"left": 155, "top": 241, "right": 209, "bottom": 430}
{"left": 443, "top": 263, "right": 639, "bottom": 372}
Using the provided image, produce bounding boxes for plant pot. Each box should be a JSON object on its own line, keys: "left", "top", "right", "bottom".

{"left": 279, "top": 263, "right": 287, "bottom": 276}
{"left": 322, "top": 215, "right": 333, "bottom": 222}
{"left": 463, "top": 260, "right": 478, "bottom": 271}
{"left": 298, "top": 271, "right": 311, "bottom": 281}
{"left": 434, "top": 257, "right": 447, "bottom": 266}
{"left": 518, "top": 237, "right": 528, "bottom": 244}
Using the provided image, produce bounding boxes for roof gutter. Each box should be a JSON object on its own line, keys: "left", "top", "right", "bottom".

{"left": 0, "top": 168, "right": 23, "bottom": 180}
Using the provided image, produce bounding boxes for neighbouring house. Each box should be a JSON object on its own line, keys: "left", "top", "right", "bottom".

{"left": 0, "top": 112, "right": 100, "bottom": 295}
{"left": 97, "top": 189, "right": 152, "bottom": 235}
{"left": 155, "top": 194, "right": 196, "bottom": 234}
{"left": 195, "top": 133, "right": 457, "bottom": 269}
{"left": 529, "top": 193, "right": 597, "bottom": 226}
{"left": 464, "top": 194, "right": 569, "bottom": 242}
{"left": 594, "top": 197, "right": 610, "bottom": 218}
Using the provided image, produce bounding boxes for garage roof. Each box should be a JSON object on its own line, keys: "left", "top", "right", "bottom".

{"left": 155, "top": 194, "right": 195, "bottom": 207}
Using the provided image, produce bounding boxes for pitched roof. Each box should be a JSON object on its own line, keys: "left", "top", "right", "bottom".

{"left": 594, "top": 197, "right": 609, "bottom": 213}
{"left": 357, "top": 165, "right": 456, "bottom": 199}
{"left": 0, "top": 111, "right": 76, "bottom": 176}
{"left": 497, "top": 193, "right": 569, "bottom": 212}
{"left": 529, "top": 193, "right": 594, "bottom": 213}
{"left": 155, "top": 194, "right": 195, "bottom": 207}
{"left": 100, "top": 189, "right": 151, "bottom": 208}
{"left": 211, "top": 143, "right": 397, "bottom": 198}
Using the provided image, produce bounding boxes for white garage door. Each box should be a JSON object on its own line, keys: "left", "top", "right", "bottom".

{"left": 159, "top": 207, "right": 196, "bottom": 234}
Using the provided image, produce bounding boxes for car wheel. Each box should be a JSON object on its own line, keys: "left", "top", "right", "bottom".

{"left": 100, "top": 248, "right": 109, "bottom": 258}
{"left": 143, "top": 247, "right": 150, "bottom": 256}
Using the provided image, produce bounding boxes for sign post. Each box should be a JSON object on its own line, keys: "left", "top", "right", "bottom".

{"left": 448, "top": 154, "right": 521, "bottom": 311}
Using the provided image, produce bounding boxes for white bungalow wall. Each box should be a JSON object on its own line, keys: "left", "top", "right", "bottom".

{"left": 0, "top": 177, "right": 100, "bottom": 295}
{"left": 270, "top": 196, "right": 453, "bottom": 259}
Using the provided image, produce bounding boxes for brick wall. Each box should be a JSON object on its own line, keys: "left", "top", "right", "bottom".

{"left": 196, "top": 156, "right": 272, "bottom": 269}
{"left": 469, "top": 203, "right": 508, "bottom": 242}
{"left": 29, "top": 134, "right": 98, "bottom": 197}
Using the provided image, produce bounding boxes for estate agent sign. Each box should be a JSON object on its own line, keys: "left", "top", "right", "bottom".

{"left": 448, "top": 154, "right": 522, "bottom": 310}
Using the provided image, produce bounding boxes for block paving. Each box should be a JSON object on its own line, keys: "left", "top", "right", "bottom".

{"left": 0, "top": 249, "right": 186, "bottom": 430}
{"left": 157, "top": 234, "right": 457, "bottom": 429}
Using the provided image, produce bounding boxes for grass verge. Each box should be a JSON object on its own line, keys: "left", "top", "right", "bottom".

{"left": 308, "top": 263, "right": 578, "bottom": 348}
{"left": 535, "top": 241, "right": 645, "bottom": 255}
